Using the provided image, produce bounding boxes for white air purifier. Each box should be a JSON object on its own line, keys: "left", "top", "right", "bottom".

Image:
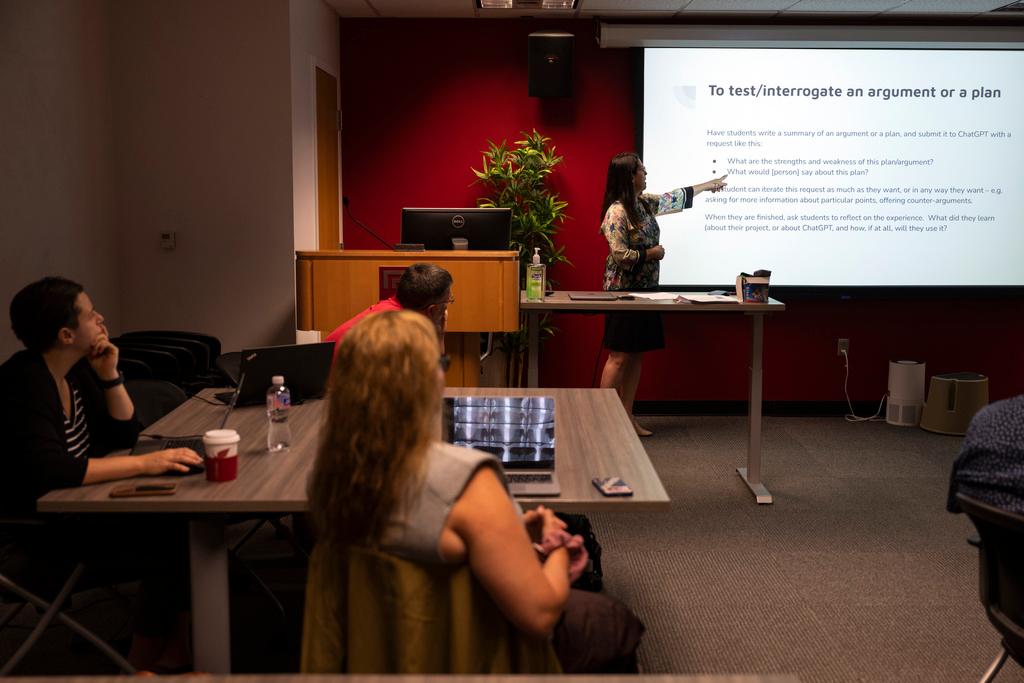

{"left": 887, "top": 360, "right": 926, "bottom": 427}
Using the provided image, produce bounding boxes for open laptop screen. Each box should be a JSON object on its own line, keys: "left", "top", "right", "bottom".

{"left": 442, "top": 396, "right": 555, "bottom": 469}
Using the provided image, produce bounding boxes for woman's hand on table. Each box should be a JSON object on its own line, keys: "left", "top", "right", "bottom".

{"left": 140, "top": 448, "right": 203, "bottom": 475}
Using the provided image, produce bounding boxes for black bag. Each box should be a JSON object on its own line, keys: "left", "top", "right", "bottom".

{"left": 556, "top": 512, "right": 603, "bottom": 592}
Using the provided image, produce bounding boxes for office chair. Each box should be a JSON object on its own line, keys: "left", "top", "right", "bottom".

{"left": 118, "top": 333, "right": 230, "bottom": 392}
{"left": 214, "top": 351, "right": 241, "bottom": 386}
{"left": 0, "top": 518, "right": 135, "bottom": 675}
{"left": 119, "top": 331, "right": 221, "bottom": 364}
{"left": 301, "top": 544, "right": 561, "bottom": 673}
{"left": 115, "top": 340, "right": 196, "bottom": 383}
{"left": 956, "top": 493, "right": 1024, "bottom": 682}
{"left": 125, "top": 379, "right": 188, "bottom": 428}
{"left": 117, "top": 348, "right": 180, "bottom": 386}
{"left": 117, "top": 357, "right": 153, "bottom": 381}
{"left": 119, "top": 336, "right": 211, "bottom": 373}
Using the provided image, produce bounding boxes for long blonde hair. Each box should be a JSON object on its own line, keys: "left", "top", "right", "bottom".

{"left": 308, "top": 310, "right": 442, "bottom": 548}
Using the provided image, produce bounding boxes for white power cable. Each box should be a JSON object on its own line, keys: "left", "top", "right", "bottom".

{"left": 841, "top": 349, "right": 888, "bottom": 423}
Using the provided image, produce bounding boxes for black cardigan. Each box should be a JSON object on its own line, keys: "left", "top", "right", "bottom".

{"left": 0, "top": 350, "right": 140, "bottom": 515}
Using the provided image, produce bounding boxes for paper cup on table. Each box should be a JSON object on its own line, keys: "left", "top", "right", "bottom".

{"left": 202, "top": 429, "right": 240, "bottom": 482}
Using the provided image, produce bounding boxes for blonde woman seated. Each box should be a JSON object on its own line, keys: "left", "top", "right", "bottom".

{"left": 306, "top": 311, "right": 644, "bottom": 673}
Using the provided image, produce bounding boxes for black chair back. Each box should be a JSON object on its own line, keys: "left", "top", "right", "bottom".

{"left": 119, "top": 330, "right": 221, "bottom": 363}
{"left": 125, "top": 379, "right": 188, "bottom": 429}
{"left": 117, "top": 347, "right": 180, "bottom": 385}
{"left": 115, "top": 340, "right": 196, "bottom": 380}
{"left": 215, "top": 351, "right": 241, "bottom": 386}
{"left": 117, "top": 357, "right": 153, "bottom": 381}
{"left": 956, "top": 493, "right": 1024, "bottom": 665}
{"left": 118, "top": 335, "right": 211, "bottom": 372}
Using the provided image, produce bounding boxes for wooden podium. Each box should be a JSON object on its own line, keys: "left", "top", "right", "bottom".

{"left": 296, "top": 250, "right": 520, "bottom": 386}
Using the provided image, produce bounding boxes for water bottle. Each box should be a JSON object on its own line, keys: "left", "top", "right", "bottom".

{"left": 266, "top": 375, "right": 291, "bottom": 452}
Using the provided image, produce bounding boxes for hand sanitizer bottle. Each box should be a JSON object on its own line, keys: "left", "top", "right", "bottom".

{"left": 526, "top": 247, "right": 546, "bottom": 302}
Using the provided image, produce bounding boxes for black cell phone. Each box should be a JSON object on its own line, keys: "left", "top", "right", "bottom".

{"left": 592, "top": 477, "right": 634, "bottom": 497}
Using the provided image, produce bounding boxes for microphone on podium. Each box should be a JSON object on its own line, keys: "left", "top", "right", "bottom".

{"left": 342, "top": 196, "right": 394, "bottom": 250}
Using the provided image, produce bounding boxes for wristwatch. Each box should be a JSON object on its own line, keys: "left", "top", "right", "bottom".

{"left": 97, "top": 372, "right": 125, "bottom": 390}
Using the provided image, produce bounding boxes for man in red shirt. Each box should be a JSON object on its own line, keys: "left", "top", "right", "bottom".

{"left": 325, "top": 263, "right": 453, "bottom": 351}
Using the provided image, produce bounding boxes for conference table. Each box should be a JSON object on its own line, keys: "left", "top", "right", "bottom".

{"left": 6, "top": 675, "right": 801, "bottom": 683}
{"left": 522, "top": 291, "right": 785, "bottom": 505}
{"left": 38, "top": 387, "right": 668, "bottom": 673}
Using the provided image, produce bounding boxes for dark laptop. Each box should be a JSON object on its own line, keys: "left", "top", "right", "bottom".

{"left": 131, "top": 374, "right": 248, "bottom": 475}
{"left": 443, "top": 396, "right": 560, "bottom": 497}
{"left": 217, "top": 341, "right": 335, "bottom": 406}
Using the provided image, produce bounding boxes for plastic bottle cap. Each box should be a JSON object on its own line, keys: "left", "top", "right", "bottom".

{"left": 532, "top": 247, "right": 541, "bottom": 265}
{"left": 272, "top": 375, "right": 285, "bottom": 385}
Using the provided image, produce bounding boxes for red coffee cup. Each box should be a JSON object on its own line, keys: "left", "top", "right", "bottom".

{"left": 202, "top": 429, "right": 240, "bottom": 482}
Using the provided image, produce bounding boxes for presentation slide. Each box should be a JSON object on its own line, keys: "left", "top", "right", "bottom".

{"left": 643, "top": 47, "right": 1024, "bottom": 287}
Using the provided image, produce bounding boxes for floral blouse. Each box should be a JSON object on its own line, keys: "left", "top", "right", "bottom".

{"left": 601, "top": 187, "right": 693, "bottom": 291}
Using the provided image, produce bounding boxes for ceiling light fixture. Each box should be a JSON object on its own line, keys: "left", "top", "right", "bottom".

{"left": 478, "top": 0, "right": 578, "bottom": 9}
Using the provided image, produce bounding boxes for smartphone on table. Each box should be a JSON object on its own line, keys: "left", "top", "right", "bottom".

{"left": 592, "top": 477, "right": 633, "bottom": 497}
{"left": 109, "top": 483, "right": 177, "bottom": 498}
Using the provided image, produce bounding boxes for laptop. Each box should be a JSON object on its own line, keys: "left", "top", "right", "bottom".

{"left": 130, "top": 376, "right": 246, "bottom": 476}
{"left": 215, "top": 341, "right": 335, "bottom": 406}
{"left": 568, "top": 291, "right": 617, "bottom": 301}
{"left": 443, "top": 396, "right": 560, "bottom": 497}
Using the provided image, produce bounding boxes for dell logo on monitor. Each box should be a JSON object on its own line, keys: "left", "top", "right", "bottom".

{"left": 451, "top": 214, "right": 465, "bottom": 229}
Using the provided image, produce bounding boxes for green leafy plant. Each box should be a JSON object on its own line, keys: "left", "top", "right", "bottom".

{"left": 471, "top": 129, "right": 571, "bottom": 386}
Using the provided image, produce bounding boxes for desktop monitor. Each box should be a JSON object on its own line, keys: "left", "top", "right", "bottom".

{"left": 401, "top": 207, "right": 512, "bottom": 250}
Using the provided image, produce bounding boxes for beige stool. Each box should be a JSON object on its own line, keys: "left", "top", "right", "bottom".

{"left": 919, "top": 372, "right": 989, "bottom": 435}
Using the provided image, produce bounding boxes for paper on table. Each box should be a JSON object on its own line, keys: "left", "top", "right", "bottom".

{"left": 626, "top": 292, "right": 680, "bottom": 301}
{"left": 678, "top": 293, "right": 739, "bottom": 303}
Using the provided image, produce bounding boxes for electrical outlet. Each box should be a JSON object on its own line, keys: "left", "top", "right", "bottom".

{"left": 837, "top": 338, "right": 849, "bottom": 356}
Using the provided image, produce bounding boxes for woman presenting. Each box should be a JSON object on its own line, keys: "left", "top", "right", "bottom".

{"left": 598, "top": 152, "right": 726, "bottom": 436}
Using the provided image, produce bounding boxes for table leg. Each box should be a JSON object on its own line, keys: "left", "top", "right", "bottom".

{"left": 737, "top": 312, "right": 773, "bottom": 504}
{"left": 189, "top": 517, "right": 231, "bottom": 672}
{"left": 527, "top": 311, "right": 539, "bottom": 388}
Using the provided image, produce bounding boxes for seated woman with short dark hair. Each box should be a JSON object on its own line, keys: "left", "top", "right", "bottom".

{"left": 306, "top": 310, "right": 644, "bottom": 672}
{"left": 0, "top": 276, "right": 202, "bottom": 671}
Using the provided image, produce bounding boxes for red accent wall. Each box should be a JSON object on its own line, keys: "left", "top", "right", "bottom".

{"left": 339, "top": 19, "right": 1023, "bottom": 402}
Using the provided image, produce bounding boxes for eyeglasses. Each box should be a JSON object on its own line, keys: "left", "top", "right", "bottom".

{"left": 427, "top": 293, "right": 455, "bottom": 308}
{"left": 439, "top": 354, "right": 451, "bottom": 372}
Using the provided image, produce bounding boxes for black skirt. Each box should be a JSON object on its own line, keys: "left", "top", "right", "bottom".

{"left": 602, "top": 310, "right": 664, "bottom": 353}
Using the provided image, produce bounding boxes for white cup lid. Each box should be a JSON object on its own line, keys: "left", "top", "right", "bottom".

{"left": 203, "top": 429, "right": 240, "bottom": 443}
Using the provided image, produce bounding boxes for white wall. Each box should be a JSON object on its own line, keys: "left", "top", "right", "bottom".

{"left": 109, "top": 0, "right": 296, "bottom": 352}
{"left": 290, "top": 0, "right": 340, "bottom": 252}
{"left": 0, "top": 0, "right": 338, "bottom": 360}
{"left": 289, "top": 0, "right": 340, "bottom": 343}
{"left": 0, "top": 0, "right": 120, "bottom": 360}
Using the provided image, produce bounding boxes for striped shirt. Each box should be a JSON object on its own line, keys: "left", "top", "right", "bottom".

{"left": 64, "top": 380, "right": 91, "bottom": 460}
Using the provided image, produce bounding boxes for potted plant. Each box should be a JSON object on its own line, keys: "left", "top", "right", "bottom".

{"left": 471, "top": 129, "right": 571, "bottom": 386}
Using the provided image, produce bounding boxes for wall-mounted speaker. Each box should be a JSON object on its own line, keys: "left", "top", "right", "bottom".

{"left": 528, "top": 32, "right": 574, "bottom": 98}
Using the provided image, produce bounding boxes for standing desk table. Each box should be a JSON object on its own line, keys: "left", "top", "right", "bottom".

{"left": 38, "top": 387, "right": 668, "bottom": 673}
{"left": 521, "top": 291, "right": 785, "bottom": 505}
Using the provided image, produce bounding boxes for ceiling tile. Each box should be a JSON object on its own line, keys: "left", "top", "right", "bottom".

{"left": 785, "top": 0, "right": 907, "bottom": 11}
{"left": 884, "top": 0, "right": 1010, "bottom": 12}
{"left": 326, "top": 0, "right": 379, "bottom": 17}
{"left": 582, "top": 0, "right": 685, "bottom": 9}
{"left": 683, "top": 0, "right": 795, "bottom": 10}
{"left": 580, "top": 10, "right": 680, "bottom": 15}
{"left": 367, "top": 0, "right": 477, "bottom": 17}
